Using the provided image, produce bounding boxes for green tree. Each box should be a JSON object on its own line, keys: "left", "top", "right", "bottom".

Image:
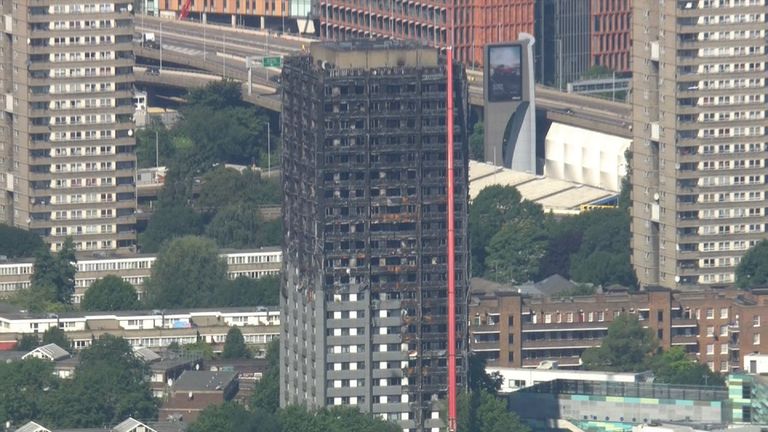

{"left": 619, "top": 149, "right": 632, "bottom": 212}
{"left": 279, "top": 406, "right": 400, "bottom": 432}
{"left": 569, "top": 209, "right": 636, "bottom": 288}
{"left": 189, "top": 402, "right": 279, "bottom": 432}
{"left": 469, "top": 122, "right": 484, "bottom": 161}
{"left": 216, "top": 275, "right": 280, "bottom": 307}
{"left": 650, "top": 347, "right": 724, "bottom": 386}
{"left": 144, "top": 236, "right": 228, "bottom": 308}
{"left": 135, "top": 124, "right": 175, "bottom": 169}
{"left": 42, "top": 335, "right": 156, "bottom": 428}
{"left": 736, "top": 240, "right": 768, "bottom": 289}
{"left": 139, "top": 205, "right": 205, "bottom": 253}
{"left": 41, "top": 326, "right": 69, "bottom": 349}
{"left": 0, "top": 224, "right": 45, "bottom": 258}
{"left": 484, "top": 218, "right": 548, "bottom": 283}
{"left": 457, "top": 390, "right": 530, "bottom": 432}
{"left": 251, "top": 338, "right": 279, "bottom": 412}
{"left": 581, "top": 314, "right": 658, "bottom": 372}
{"left": 183, "top": 339, "right": 215, "bottom": 361}
{"left": 469, "top": 186, "right": 544, "bottom": 275}
{"left": 81, "top": 275, "right": 140, "bottom": 311}
{"left": 222, "top": 327, "right": 251, "bottom": 359}
{"left": 24, "top": 238, "right": 77, "bottom": 307}
{"left": 205, "top": 203, "right": 272, "bottom": 249}
{"left": 16, "top": 334, "right": 40, "bottom": 351}
{"left": 0, "top": 359, "right": 60, "bottom": 426}
{"left": 196, "top": 167, "right": 281, "bottom": 210}
{"left": 186, "top": 80, "right": 244, "bottom": 109}
{"left": 467, "top": 353, "right": 502, "bottom": 394}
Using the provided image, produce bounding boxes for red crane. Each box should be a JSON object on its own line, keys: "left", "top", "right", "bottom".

{"left": 179, "top": 0, "right": 192, "bottom": 20}
{"left": 445, "top": 46, "right": 458, "bottom": 432}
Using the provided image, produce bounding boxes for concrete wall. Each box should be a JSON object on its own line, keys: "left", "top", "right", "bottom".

{"left": 509, "top": 392, "right": 725, "bottom": 424}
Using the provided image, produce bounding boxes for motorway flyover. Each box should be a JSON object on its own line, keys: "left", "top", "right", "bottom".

{"left": 134, "top": 16, "right": 631, "bottom": 138}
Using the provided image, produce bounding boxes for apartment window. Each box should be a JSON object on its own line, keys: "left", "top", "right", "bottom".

{"left": 720, "top": 344, "right": 728, "bottom": 355}
{"left": 706, "top": 326, "right": 715, "bottom": 337}
{"left": 720, "top": 325, "right": 728, "bottom": 337}
{"left": 753, "top": 315, "right": 761, "bottom": 327}
{"left": 720, "top": 308, "right": 729, "bottom": 319}
{"left": 707, "top": 344, "right": 715, "bottom": 355}
{"left": 706, "top": 308, "right": 714, "bottom": 319}
{"left": 754, "top": 334, "right": 761, "bottom": 345}
{"left": 720, "top": 361, "right": 729, "bottom": 372}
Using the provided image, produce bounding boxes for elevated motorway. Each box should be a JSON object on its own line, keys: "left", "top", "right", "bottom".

{"left": 135, "top": 16, "right": 631, "bottom": 138}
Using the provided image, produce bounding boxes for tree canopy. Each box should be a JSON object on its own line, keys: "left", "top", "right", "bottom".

{"left": 581, "top": 314, "right": 725, "bottom": 386}
{"left": 42, "top": 335, "right": 156, "bottom": 428}
{"left": 650, "top": 347, "right": 724, "bottom": 386}
{"left": 469, "top": 122, "right": 484, "bottom": 161}
{"left": 222, "top": 327, "right": 251, "bottom": 359}
{"left": 251, "top": 338, "right": 279, "bottom": 413}
{"left": 469, "top": 185, "right": 545, "bottom": 277}
{"left": 41, "top": 327, "right": 69, "bottom": 349}
{"left": 189, "top": 403, "right": 279, "bottom": 432}
{"left": 139, "top": 205, "right": 205, "bottom": 253}
{"left": 736, "top": 240, "right": 768, "bottom": 289}
{"left": 81, "top": 275, "right": 141, "bottom": 311}
{"left": 0, "top": 359, "right": 59, "bottom": 426}
{"left": 143, "top": 236, "right": 228, "bottom": 309}
{"left": 0, "top": 224, "right": 45, "bottom": 258}
{"left": 581, "top": 313, "right": 658, "bottom": 372}
{"left": 15, "top": 238, "right": 78, "bottom": 311}
{"left": 1, "top": 336, "right": 156, "bottom": 428}
{"left": 215, "top": 275, "right": 280, "bottom": 307}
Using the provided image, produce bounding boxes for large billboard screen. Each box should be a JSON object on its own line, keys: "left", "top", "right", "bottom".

{"left": 487, "top": 45, "right": 523, "bottom": 102}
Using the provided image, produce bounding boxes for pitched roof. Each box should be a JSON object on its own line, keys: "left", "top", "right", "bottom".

{"left": 134, "top": 347, "right": 161, "bottom": 363}
{"left": 113, "top": 418, "right": 157, "bottom": 432}
{"left": 14, "top": 422, "right": 51, "bottom": 432}
{"left": 22, "top": 343, "right": 70, "bottom": 361}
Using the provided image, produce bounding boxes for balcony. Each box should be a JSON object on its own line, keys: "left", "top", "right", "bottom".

{"left": 470, "top": 341, "right": 500, "bottom": 352}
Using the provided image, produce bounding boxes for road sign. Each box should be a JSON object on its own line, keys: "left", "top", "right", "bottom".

{"left": 263, "top": 56, "right": 282, "bottom": 68}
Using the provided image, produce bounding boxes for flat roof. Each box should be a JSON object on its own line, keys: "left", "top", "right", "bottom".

{"left": 0, "top": 302, "right": 278, "bottom": 321}
{"left": 173, "top": 370, "right": 237, "bottom": 392}
{"left": 468, "top": 161, "right": 615, "bottom": 213}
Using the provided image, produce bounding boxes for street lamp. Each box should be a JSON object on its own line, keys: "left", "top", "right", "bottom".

{"left": 159, "top": 22, "right": 163, "bottom": 71}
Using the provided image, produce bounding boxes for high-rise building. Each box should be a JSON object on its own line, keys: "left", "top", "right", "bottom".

{"left": 280, "top": 40, "right": 469, "bottom": 431}
{"left": 534, "top": 0, "right": 591, "bottom": 88}
{"left": 631, "top": 0, "right": 768, "bottom": 289}
{"left": 0, "top": 1, "right": 138, "bottom": 252}
{"left": 590, "top": 0, "right": 631, "bottom": 73}
{"left": 318, "top": 0, "right": 535, "bottom": 66}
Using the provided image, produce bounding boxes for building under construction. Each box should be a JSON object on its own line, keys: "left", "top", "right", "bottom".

{"left": 280, "top": 40, "right": 469, "bottom": 431}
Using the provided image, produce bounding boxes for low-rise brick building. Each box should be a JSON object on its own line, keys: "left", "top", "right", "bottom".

{"left": 469, "top": 278, "right": 768, "bottom": 373}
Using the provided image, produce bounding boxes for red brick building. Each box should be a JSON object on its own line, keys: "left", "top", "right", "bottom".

{"left": 469, "top": 279, "right": 768, "bottom": 374}
{"left": 590, "top": 0, "right": 631, "bottom": 72}
{"left": 318, "top": 0, "right": 535, "bottom": 66}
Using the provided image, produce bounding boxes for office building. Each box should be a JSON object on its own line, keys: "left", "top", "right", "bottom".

{"left": 469, "top": 279, "right": 768, "bottom": 374}
{"left": 0, "top": 1, "right": 138, "bottom": 252}
{"left": 280, "top": 40, "right": 469, "bottom": 431}
{"left": 590, "top": 0, "right": 631, "bottom": 73}
{"left": 533, "top": 0, "right": 591, "bottom": 88}
{"left": 318, "top": 0, "right": 535, "bottom": 66}
{"left": 631, "top": 0, "right": 768, "bottom": 289}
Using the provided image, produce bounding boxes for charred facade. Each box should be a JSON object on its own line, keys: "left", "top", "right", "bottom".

{"left": 280, "top": 40, "right": 469, "bottom": 431}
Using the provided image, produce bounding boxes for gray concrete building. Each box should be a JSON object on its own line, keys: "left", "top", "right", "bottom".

{"left": 631, "top": 0, "right": 768, "bottom": 289}
{"left": 0, "top": 1, "right": 138, "bottom": 252}
{"left": 280, "top": 40, "right": 470, "bottom": 431}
